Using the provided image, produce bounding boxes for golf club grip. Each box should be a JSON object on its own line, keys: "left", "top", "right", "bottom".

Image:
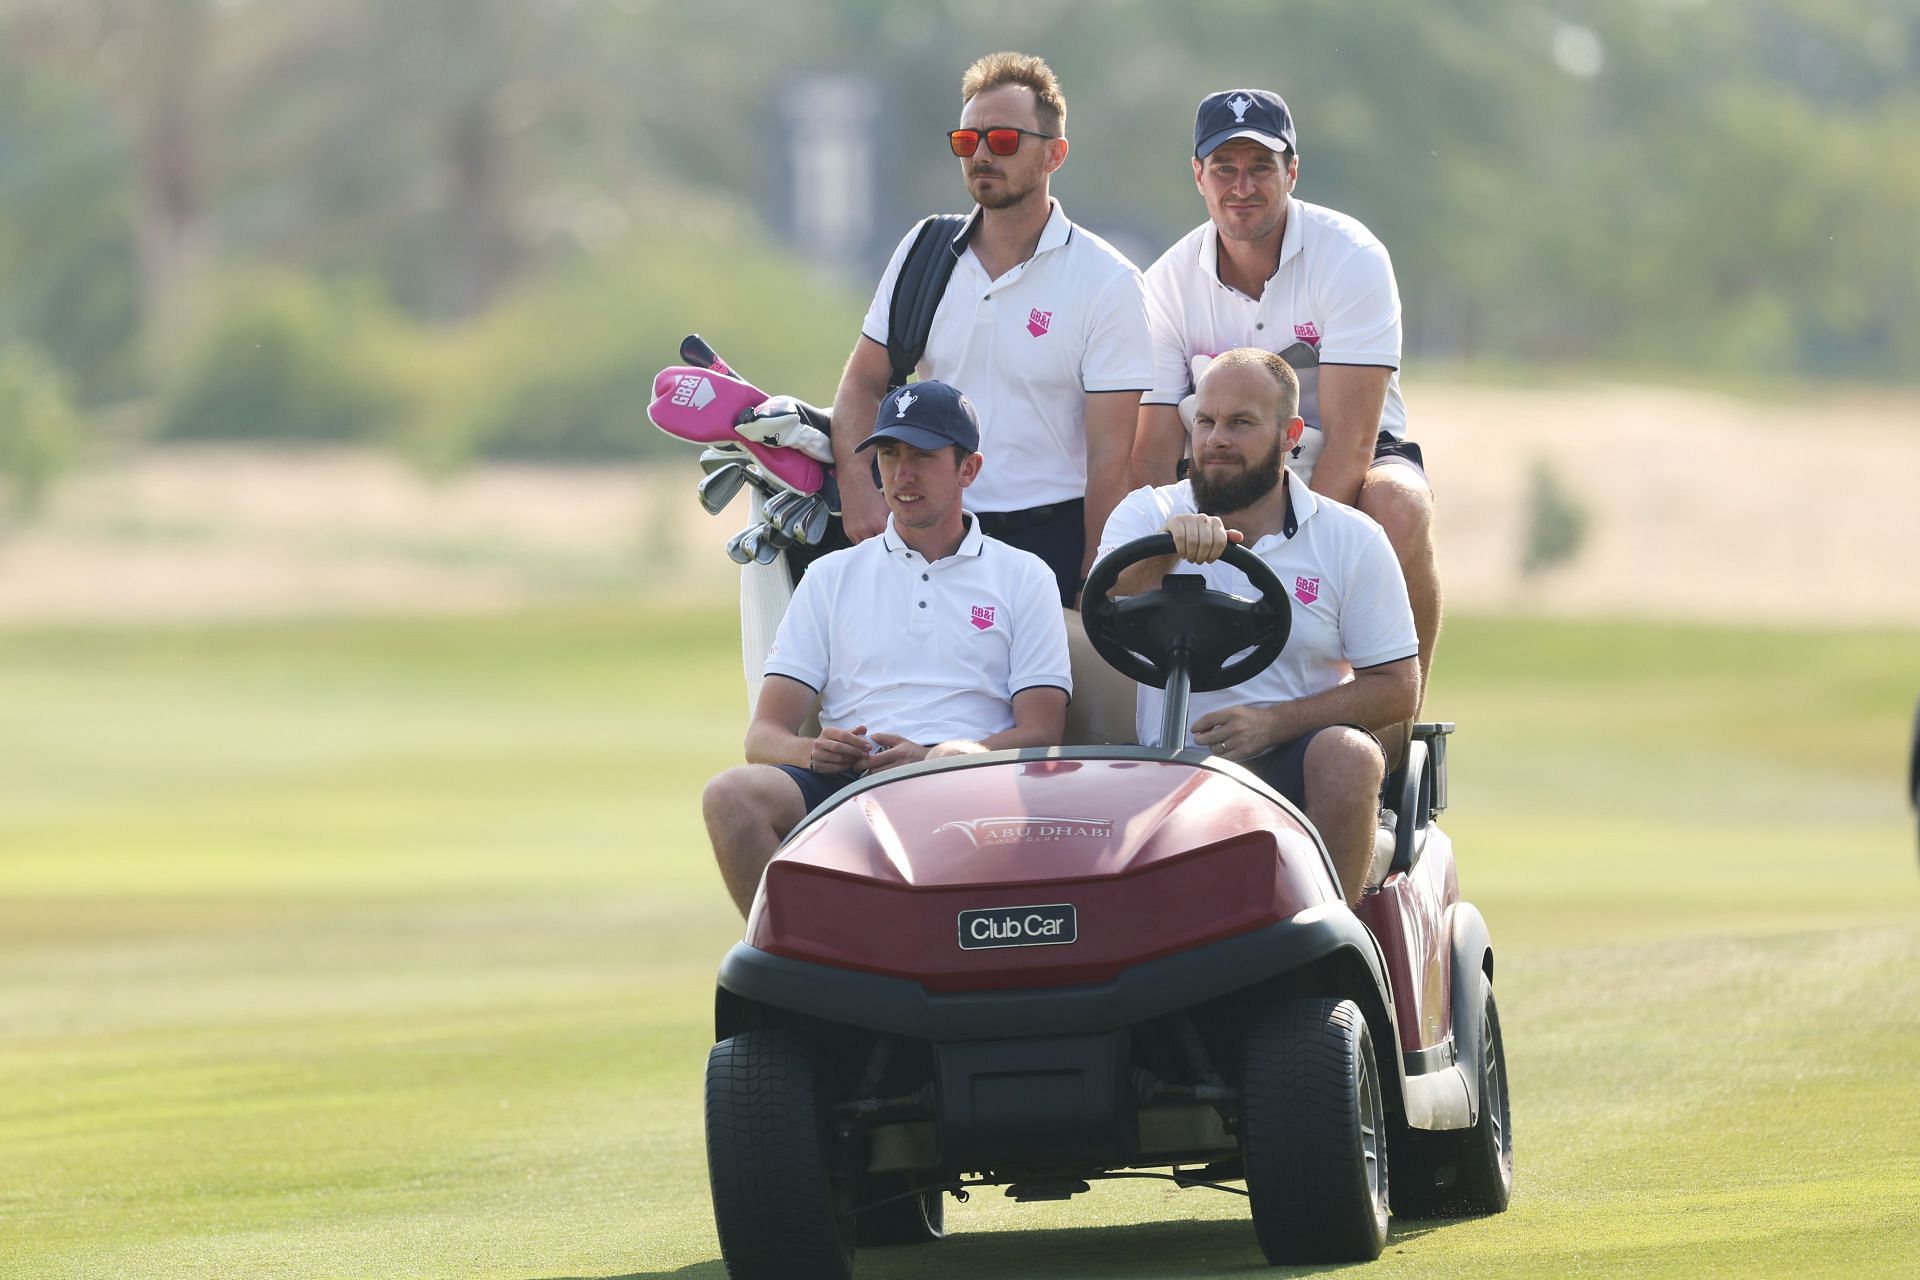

{"left": 679, "top": 334, "right": 733, "bottom": 377}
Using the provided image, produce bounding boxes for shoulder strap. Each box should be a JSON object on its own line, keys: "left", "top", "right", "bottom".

{"left": 885, "top": 214, "right": 969, "bottom": 390}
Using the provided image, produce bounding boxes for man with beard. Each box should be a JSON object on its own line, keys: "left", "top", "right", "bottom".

{"left": 829, "top": 51, "right": 1153, "bottom": 606}
{"left": 1098, "top": 348, "right": 1419, "bottom": 905}
{"left": 1131, "top": 89, "right": 1441, "bottom": 703}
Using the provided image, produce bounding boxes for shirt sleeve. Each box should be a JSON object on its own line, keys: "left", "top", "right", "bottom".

{"left": 1096, "top": 484, "right": 1167, "bottom": 563}
{"left": 1079, "top": 268, "right": 1155, "bottom": 393}
{"left": 1314, "top": 238, "right": 1402, "bottom": 369}
{"left": 1339, "top": 519, "right": 1418, "bottom": 669}
{"left": 1005, "top": 554, "right": 1073, "bottom": 698}
{"left": 858, "top": 223, "right": 925, "bottom": 347}
{"left": 1141, "top": 256, "right": 1193, "bottom": 407}
{"left": 763, "top": 564, "right": 834, "bottom": 691}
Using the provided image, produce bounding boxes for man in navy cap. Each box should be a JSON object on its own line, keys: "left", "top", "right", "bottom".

{"left": 1133, "top": 89, "right": 1443, "bottom": 704}
{"left": 702, "top": 380, "right": 1072, "bottom": 915}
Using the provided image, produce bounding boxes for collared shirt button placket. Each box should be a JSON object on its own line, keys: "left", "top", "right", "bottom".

{"left": 906, "top": 552, "right": 934, "bottom": 634}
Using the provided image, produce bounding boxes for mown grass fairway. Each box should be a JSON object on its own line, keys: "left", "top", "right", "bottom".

{"left": 3, "top": 605, "right": 1916, "bottom": 1279}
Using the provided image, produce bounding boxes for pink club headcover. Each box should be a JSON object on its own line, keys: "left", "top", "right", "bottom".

{"left": 648, "top": 366, "right": 826, "bottom": 494}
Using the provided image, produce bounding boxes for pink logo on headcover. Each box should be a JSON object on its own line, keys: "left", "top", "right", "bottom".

{"left": 671, "top": 373, "right": 716, "bottom": 409}
{"left": 1027, "top": 309, "right": 1053, "bottom": 337}
{"left": 1293, "top": 322, "right": 1321, "bottom": 345}
{"left": 970, "top": 605, "right": 997, "bottom": 631}
{"left": 1294, "top": 576, "right": 1320, "bottom": 605}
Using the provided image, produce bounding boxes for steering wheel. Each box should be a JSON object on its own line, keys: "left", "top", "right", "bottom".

{"left": 1081, "top": 534, "right": 1292, "bottom": 692}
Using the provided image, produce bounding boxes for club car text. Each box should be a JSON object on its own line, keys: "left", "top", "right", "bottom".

{"left": 957, "top": 904, "right": 1078, "bottom": 950}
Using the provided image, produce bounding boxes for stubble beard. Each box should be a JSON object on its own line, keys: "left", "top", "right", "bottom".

{"left": 1191, "top": 435, "right": 1287, "bottom": 516}
{"left": 971, "top": 169, "right": 1038, "bottom": 212}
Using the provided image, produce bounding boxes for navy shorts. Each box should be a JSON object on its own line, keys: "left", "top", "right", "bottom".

{"left": 977, "top": 499, "right": 1085, "bottom": 606}
{"left": 1370, "top": 432, "right": 1427, "bottom": 481}
{"left": 773, "top": 764, "right": 863, "bottom": 813}
{"left": 1241, "top": 724, "right": 1383, "bottom": 806}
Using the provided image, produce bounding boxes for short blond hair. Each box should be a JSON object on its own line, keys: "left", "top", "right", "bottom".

{"left": 1204, "top": 348, "right": 1301, "bottom": 420}
{"left": 961, "top": 52, "right": 1067, "bottom": 136}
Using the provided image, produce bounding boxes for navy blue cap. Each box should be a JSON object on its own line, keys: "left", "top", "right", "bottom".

{"left": 858, "top": 380, "right": 980, "bottom": 454}
{"left": 1194, "top": 89, "right": 1297, "bottom": 159}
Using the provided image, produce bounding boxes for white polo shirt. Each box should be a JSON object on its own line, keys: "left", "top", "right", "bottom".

{"left": 1097, "top": 474, "right": 1416, "bottom": 748}
{"left": 764, "top": 514, "right": 1072, "bottom": 744}
{"left": 1141, "top": 199, "right": 1408, "bottom": 483}
{"left": 860, "top": 200, "right": 1154, "bottom": 513}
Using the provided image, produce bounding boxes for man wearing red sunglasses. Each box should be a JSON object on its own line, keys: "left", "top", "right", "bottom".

{"left": 1132, "top": 90, "right": 1443, "bottom": 705}
{"left": 828, "top": 51, "right": 1153, "bottom": 608}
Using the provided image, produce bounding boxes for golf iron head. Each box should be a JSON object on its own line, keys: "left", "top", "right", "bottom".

{"left": 698, "top": 462, "right": 750, "bottom": 516}
{"left": 752, "top": 522, "right": 786, "bottom": 565}
{"left": 763, "top": 489, "right": 804, "bottom": 534}
{"left": 791, "top": 494, "right": 831, "bottom": 546}
{"left": 698, "top": 444, "right": 747, "bottom": 474}
{"left": 724, "top": 524, "right": 756, "bottom": 565}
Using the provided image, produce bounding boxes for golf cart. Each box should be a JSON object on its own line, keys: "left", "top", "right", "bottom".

{"left": 704, "top": 535, "right": 1512, "bottom": 1278}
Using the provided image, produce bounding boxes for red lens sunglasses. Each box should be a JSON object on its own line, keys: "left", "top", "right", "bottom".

{"left": 948, "top": 126, "right": 1058, "bottom": 157}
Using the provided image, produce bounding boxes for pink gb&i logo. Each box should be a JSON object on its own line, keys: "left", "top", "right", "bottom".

{"left": 1027, "top": 309, "right": 1053, "bottom": 337}
{"left": 671, "top": 373, "right": 716, "bottom": 408}
{"left": 1293, "top": 322, "right": 1321, "bottom": 346}
{"left": 1294, "top": 576, "right": 1320, "bottom": 605}
{"left": 970, "top": 605, "right": 997, "bottom": 631}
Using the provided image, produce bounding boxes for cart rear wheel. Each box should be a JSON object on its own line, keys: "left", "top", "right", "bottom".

{"left": 705, "top": 1030, "right": 855, "bottom": 1280}
{"left": 1391, "top": 977, "right": 1513, "bottom": 1217}
{"left": 1240, "top": 996, "right": 1390, "bottom": 1263}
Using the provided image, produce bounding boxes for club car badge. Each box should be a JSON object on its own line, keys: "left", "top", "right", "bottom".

{"left": 958, "top": 903, "right": 1078, "bottom": 950}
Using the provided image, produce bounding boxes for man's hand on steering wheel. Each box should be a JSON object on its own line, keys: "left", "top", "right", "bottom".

{"left": 1165, "top": 513, "right": 1245, "bottom": 564}
{"left": 1081, "top": 534, "right": 1292, "bottom": 695}
{"left": 1192, "top": 704, "right": 1283, "bottom": 762}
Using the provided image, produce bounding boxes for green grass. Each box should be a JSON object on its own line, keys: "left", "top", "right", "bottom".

{"left": 2, "top": 606, "right": 1917, "bottom": 1278}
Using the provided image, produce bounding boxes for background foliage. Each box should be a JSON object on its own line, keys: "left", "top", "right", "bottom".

{"left": 2, "top": 0, "right": 1916, "bottom": 462}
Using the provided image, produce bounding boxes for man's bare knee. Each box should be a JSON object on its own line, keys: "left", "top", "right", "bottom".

{"left": 1305, "top": 728, "right": 1386, "bottom": 796}
{"left": 705, "top": 765, "right": 804, "bottom": 835}
{"left": 1359, "top": 471, "right": 1434, "bottom": 550}
{"left": 703, "top": 765, "right": 808, "bottom": 915}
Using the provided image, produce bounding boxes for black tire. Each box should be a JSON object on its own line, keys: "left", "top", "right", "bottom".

{"left": 705, "top": 1030, "right": 855, "bottom": 1280}
{"left": 1240, "top": 996, "right": 1390, "bottom": 1263}
{"left": 1391, "top": 978, "right": 1513, "bottom": 1218}
{"left": 856, "top": 1174, "right": 945, "bottom": 1245}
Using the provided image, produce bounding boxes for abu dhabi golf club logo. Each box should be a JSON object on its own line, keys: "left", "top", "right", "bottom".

{"left": 970, "top": 604, "right": 997, "bottom": 631}
{"left": 1026, "top": 308, "right": 1052, "bottom": 337}
{"left": 671, "top": 373, "right": 715, "bottom": 409}
{"left": 1295, "top": 575, "right": 1320, "bottom": 605}
{"left": 1227, "top": 94, "right": 1253, "bottom": 122}
{"left": 936, "top": 816, "right": 1114, "bottom": 847}
{"left": 894, "top": 388, "right": 917, "bottom": 416}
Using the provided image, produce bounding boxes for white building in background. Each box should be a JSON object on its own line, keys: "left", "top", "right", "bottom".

{"left": 782, "top": 76, "right": 877, "bottom": 269}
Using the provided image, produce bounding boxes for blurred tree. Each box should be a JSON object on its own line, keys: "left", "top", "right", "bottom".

{"left": 0, "top": 55, "right": 142, "bottom": 402}
{"left": 4, "top": 0, "right": 1918, "bottom": 441}
{"left": 1519, "top": 457, "right": 1590, "bottom": 578}
{"left": 158, "top": 272, "right": 406, "bottom": 444}
{"left": 0, "top": 345, "right": 87, "bottom": 519}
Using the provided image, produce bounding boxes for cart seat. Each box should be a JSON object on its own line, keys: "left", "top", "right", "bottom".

{"left": 1062, "top": 607, "right": 1140, "bottom": 746}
